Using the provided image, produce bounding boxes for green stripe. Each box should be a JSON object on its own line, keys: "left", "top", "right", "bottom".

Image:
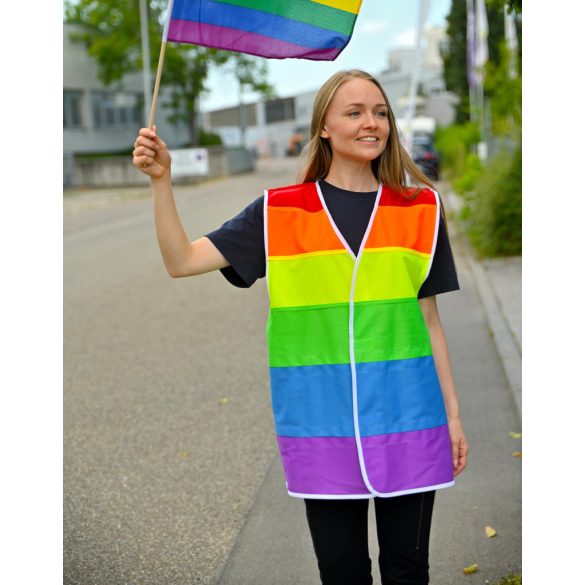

{"left": 267, "top": 298, "right": 432, "bottom": 367}
{"left": 213, "top": 0, "right": 356, "bottom": 35}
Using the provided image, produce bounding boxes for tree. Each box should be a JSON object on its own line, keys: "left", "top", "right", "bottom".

{"left": 441, "top": 0, "right": 514, "bottom": 123}
{"left": 442, "top": 0, "right": 469, "bottom": 123}
{"left": 64, "top": 0, "right": 275, "bottom": 145}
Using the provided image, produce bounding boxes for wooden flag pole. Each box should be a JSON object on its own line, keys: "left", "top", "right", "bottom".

{"left": 148, "top": 0, "right": 175, "bottom": 129}
{"left": 148, "top": 39, "right": 168, "bottom": 128}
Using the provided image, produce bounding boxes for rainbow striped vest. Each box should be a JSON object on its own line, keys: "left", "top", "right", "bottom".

{"left": 264, "top": 181, "right": 455, "bottom": 499}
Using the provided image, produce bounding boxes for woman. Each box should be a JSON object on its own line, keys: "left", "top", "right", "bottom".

{"left": 133, "top": 69, "right": 468, "bottom": 585}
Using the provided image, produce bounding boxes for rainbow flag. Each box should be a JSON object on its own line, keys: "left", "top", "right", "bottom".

{"left": 165, "top": 0, "right": 363, "bottom": 61}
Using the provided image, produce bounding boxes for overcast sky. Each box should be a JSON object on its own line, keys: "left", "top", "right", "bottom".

{"left": 200, "top": 0, "right": 452, "bottom": 112}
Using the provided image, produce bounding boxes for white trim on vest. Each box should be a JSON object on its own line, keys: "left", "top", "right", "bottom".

{"left": 421, "top": 189, "right": 442, "bottom": 285}
{"left": 288, "top": 480, "right": 455, "bottom": 500}
{"left": 263, "top": 189, "right": 269, "bottom": 294}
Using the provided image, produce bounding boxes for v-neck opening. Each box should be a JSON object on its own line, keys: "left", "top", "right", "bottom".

{"left": 315, "top": 181, "right": 383, "bottom": 262}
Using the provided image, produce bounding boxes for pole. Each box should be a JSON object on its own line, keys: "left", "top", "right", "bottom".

{"left": 466, "top": 0, "right": 476, "bottom": 123}
{"left": 475, "top": 0, "right": 489, "bottom": 160}
{"left": 403, "top": 0, "right": 431, "bottom": 153}
{"left": 147, "top": 0, "right": 175, "bottom": 128}
{"left": 139, "top": 0, "right": 152, "bottom": 127}
{"left": 148, "top": 41, "right": 168, "bottom": 128}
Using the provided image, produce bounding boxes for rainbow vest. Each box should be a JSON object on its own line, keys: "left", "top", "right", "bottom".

{"left": 264, "top": 181, "right": 455, "bottom": 499}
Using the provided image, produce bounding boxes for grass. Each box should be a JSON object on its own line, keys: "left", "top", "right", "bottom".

{"left": 492, "top": 574, "right": 521, "bottom": 585}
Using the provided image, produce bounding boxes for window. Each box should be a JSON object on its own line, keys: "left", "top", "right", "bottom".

{"left": 91, "top": 91, "right": 143, "bottom": 128}
{"left": 64, "top": 90, "right": 83, "bottom": 128}
{"left": 265, "top": 97, "right": 295, "bottom": 124}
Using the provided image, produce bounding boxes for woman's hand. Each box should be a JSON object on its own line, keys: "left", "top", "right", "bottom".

{"left": 448, "top": 416, "right": 469, "bottom": 477}
{"left": 132, "top": 126, "right": 171, "bottom": 181}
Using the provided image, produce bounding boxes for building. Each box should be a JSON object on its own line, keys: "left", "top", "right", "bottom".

{"left": 203, "top": 25, "right": 457, "bottom": 158}
{"left": 63, "top": 22, "right": 190, "bottom": 159}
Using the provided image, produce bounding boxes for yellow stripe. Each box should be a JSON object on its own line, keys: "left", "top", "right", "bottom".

{"left": 310, "top": 0, "right": 363, "bottom": 15}
{"left": 269, "top": 248, "right": 349, "bottom": 262}
{"left": 268, "top": 253, "right": 354, "bottom": 308}
{"left": 270, "top": 246, "right": 429, "bottom": 262}
{"left": 363, "top": 246, "right": 431, "bottom": 260}
{"left": 354, "top": 249, "right": 430, "bottom": 302}
{"left": 267, "top": 248, "right": 431, "bottom": 309}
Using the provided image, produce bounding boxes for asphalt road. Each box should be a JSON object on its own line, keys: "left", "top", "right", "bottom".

{"left": 64, "top": 158, "right": 521, "bottom": 585}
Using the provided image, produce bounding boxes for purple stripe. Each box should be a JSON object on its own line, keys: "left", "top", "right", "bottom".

{"left": 277, "top": 425, "right": 453, "bottom": 496}
{"left": 168, "top": 20, "right": 342, "bottom": 60}
{"left": 362, "top": 425, "right": 454, "bottom": 494}
{"left": 277, "top": 436, "right": 370, "bottom": 496}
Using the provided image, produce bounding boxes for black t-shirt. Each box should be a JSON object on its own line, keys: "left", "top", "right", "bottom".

{"left": 206, "top": 180, "right": 460, "bottom": 298}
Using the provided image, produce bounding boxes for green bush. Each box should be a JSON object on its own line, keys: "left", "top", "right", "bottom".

{"left": 454, "top": 154, "right": 483, "bottom": 198}
{"left": 198, "top": 129, "right": 223, "bottom": 146}
{"left": 435, "top": 122, "right": 480, "bottom": 180}
{"left": 465, "top": 146, "right": 522, "bottom": 257}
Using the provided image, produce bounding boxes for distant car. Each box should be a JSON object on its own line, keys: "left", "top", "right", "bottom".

{"left": 411, "top": 135, "right": 440, "bottom": 181}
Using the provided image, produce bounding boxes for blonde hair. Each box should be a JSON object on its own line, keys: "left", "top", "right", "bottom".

{"left": 298, "top": 69, "right": 435, "bottom": 196}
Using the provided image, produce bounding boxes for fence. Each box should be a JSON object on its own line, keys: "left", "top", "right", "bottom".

{"left": 63, "top": 146, "right": 255, "bottom": 189}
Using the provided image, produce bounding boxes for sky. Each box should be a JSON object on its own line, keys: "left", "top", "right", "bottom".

{"left": 200, "top": 0, "right": 452, "bottom": 112}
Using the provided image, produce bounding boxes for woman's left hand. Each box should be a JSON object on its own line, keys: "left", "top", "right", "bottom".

{"left": 448, "top": 416, "right": 469, "bottom": 477}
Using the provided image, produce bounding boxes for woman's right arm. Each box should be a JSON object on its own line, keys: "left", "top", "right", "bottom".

{"left": 132, "top": 127, "right": 229, "bottom": 278}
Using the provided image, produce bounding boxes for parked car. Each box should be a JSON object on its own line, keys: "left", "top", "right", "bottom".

{"left": 411, "top": 134, "right": 440, "bottom": 181}
{"left": 286, "top": 132, "right": 308, "bottom": 156}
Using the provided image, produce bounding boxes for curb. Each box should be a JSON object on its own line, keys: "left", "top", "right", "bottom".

{"left": 444, "top": 190, "right": 522, "bottom": 420}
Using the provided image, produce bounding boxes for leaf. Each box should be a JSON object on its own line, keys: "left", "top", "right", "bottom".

{"left": 484, "top": 526, "right": 497, "bottom": 538}
{"left": 508, "top": 432, "right": 522, "bottom": 439}
{"left": 463, "top": 563, "right": 478, "bottom": 574}
{"left": 179, "top": 450, "right": 191, "bottom": 459}
{"left": 218, "top": 398, "right": 229, "bottom": 405}
{"left": 512, "top": 451, "right": 522, "bottom": 457}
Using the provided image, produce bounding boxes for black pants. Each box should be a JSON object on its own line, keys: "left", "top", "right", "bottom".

{"left": 304, "top": 491, "right": 435, "bottom": 585}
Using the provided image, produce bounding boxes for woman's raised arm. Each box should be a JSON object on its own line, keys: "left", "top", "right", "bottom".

{"left": 133, "top": 127, "right": 229, "bottom": 278}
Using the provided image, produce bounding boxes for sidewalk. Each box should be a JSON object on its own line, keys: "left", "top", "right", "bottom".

{"left": 444, "top": 190, "right": 522, "bottom": 419}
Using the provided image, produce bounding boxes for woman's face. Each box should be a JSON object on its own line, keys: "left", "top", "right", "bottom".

{"left": 320, "top": 78, "right": 390, "bottom": 165}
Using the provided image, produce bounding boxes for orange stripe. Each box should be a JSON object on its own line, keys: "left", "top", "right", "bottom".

{"left": 366, "top": 204, "right": 437, "bottom": 254}
{"left": 267, "top": 206, "right": 346, "bottom": 257}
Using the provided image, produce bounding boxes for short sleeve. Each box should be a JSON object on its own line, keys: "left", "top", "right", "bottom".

{"left": 205, "top": 196, "right": 266, "bottom": 288}
{"left": 418, "top": 214, "right": 460, "bottom": 298}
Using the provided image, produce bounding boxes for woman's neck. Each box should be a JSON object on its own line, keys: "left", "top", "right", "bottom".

{"left": 322, "top": 158, "right": 379, "bottom": 192}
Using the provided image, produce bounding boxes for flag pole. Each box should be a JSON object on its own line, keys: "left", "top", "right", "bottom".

{"left": 148, "top": 0, "right": 175, "bottom": 128}
{"left": 139, "top": 0, "right": 152, "bottom": 126}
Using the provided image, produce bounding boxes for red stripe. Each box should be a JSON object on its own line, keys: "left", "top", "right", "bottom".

{"left": 378, "top": 186, "right": 437, "bottom": 207}
{"left": 267, "top": 183, "right": 323, "bottom": 212}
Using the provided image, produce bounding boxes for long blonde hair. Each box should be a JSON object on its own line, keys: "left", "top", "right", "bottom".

{"left": 298, "top": 69, "right": 435, "bottom": 196}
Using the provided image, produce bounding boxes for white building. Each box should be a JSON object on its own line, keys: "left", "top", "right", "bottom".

{"left": 63, "top": 23, "right": 190, "bottom": 158}
{"left": 203, "top": 26, "right": 457, "bottom": 158}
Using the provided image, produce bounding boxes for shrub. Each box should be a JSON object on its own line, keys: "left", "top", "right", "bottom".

{"left": 198, "top": 129, "right": 223, "bottom": 146}
{"left": 435, "top": 122, "right": 480, "bottom": 181}
{"left": 466, "top": 146, "right": 522, "bottom": 257}
{"left": 454, "top": 154, "right": 483, "bottom": 198}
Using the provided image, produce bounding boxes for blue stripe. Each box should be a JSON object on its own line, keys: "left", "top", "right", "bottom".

{"left": 356, "top": 356, "right": 447, "bottom": 436}
{"left": 270, "top": 364, "right": 354, "bottom": 437}
{"left": 269, "top": 356, "right": 447, "bottom": 438}
{"left": 171, "top": 0, "right": 349, "bottom": 50}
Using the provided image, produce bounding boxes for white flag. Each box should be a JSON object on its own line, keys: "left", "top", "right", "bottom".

{"left": 505, "top": 9, "right": 518, "bottom": 78}
{"left": 475, "top": 0, "right": 489, "bottom": 85}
